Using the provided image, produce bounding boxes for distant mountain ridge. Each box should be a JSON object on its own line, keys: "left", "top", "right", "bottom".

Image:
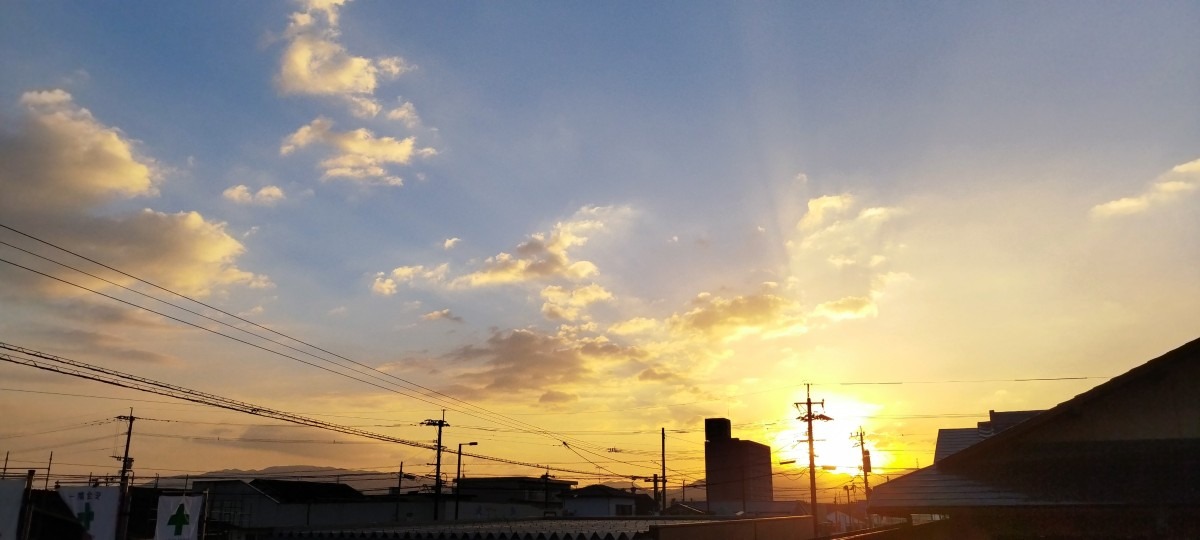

{"left": 139, "top": 464, "right": 414, "bottom": 494}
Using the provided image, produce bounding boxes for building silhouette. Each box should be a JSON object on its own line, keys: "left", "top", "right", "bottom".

{"left": 703, "top": 418, "right": 773, "bottom": 513}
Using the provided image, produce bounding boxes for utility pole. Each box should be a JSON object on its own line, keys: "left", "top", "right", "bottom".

{"left": 116, "top": 411, "right": 135, "bottom": 540}
{"left": 652, "top": 474, "right": 659, "bottom": 512}
{"left": 18, "top": 470, "right": 35, "bottom": 540}
{"left": 394, "top": 462, "right": 404, "bottom": 522}
{"left": 421, "top": 412, "right": 449, "bottom": 521}
{"left": 796, "top": 384, "right": 831, "bottom": 539}
{"left": 541, "top": 472, "right": 554, "bottom": 514}
{"left": 661, "top": 427, "right": 667, "bottom": 512}
{"left": 44, "top": 452, "right": 53, "bottom": 489}
{"left": 853, "top": 427, "right": 872, "bottom": 499}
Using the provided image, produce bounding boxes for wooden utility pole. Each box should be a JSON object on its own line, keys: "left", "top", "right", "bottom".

{"left": 660, "top": 427, "right": 667, "bottom": 512}
{"left": 43, "top": 452, "right": 53, "bottom": 489}
{"left": 394, "top": 462, "right": 404, "bottom": 522}
{"left": 853, "top": 428, "right": 872, "bottom": 499}
{"left": 116, "top": 411, "right": 135, "bottom": 540}
{"left": 795, "top": 384, "right": 831, "bottom": 539}
{"left": 18, "top": 470, "right": 34, "bottom": 540}
{"left": 421, "top": 413, "right": 449, "bottom": 521}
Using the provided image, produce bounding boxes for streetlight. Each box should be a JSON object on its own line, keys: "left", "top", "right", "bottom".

{"left": 455, "top": 442, "right": 478, "bottom": 520}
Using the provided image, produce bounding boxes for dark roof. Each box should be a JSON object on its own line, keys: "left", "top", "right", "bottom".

{"left": 247, "top": 479, "right": 364, "bottom": 504}
{"left": 932, "top": 428, "right": 981, "bottom": 463}
{"left": 941, "top": 337, "right": 1200, "bottom": 467}
{"left": 871, "top": 336, "right": 1200, "bottom": 515}
{"left": 980, "top": 409, "right": 1042, "bottom": 436}
{"left": 662, "top": 502, "right": 708, "bottom": 516}
{"left": 569, "top": 484, "right": 638, "bottom": 499}
{"left": 458, "top": 476, "right": 577, "bottom": 487}
{"left": 932, "top": 410, "right": 1044, "bottom": 463}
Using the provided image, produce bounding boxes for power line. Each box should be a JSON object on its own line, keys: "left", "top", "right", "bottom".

{"left": 0, "top": 418, "right": 117, "bottom": 440}
{"left": 0, "top": 225, "right": 657, "bottom": 465}
{"left": 0, "top": 342, "right": 635, "bottom": 480}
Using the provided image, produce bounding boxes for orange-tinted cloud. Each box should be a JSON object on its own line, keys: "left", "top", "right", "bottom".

{"left": 0, "top": 91, "right": 267, "bottom": 298}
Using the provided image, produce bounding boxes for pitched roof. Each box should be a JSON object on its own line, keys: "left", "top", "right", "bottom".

{"left": 932, "top": 428, "right": 981, "bottom": 463}
{"left": 933, "top": 410, "right": 1044, "bottom": 463}
{"left": 871, "top": 336, "right": 1200, "bottom": 515}
{"left": 247, "top": 479, "right": 364, "bottom": 504}
{"left": 569, "top": 484, "right": 638, "bottom": 499}
{"left": 941, "top": 336, "right": 1200, "bottom": 468}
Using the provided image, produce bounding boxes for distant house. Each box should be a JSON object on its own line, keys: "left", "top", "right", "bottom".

{"left": 455, "top": 476, "right": 577, "bottom": 517}
{"left": 563, "top": 484, "right": 656, "bottom": 517}
{"left": 195, "top": 478, "right": 397, "bottom": 532}
{"left": 870, "top": 337, "right": 1200, "bottom": 538}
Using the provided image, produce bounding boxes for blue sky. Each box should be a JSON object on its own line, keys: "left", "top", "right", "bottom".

{"left": 1, "top": 1, "right": 1198, "bottom": 494}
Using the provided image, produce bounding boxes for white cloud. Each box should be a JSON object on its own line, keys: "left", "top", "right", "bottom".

{"left": 421, "top": 309, "right": 463, "bottom": 323}
{"left": 281, "top": 117, "right": 420, "bottom": 186}
{"left": 385, "top": 101, "right": 421, "bottom": 128}
{"left": 390, "top": 264, "right": 449, "bottom": 284}
{"left": 370, "top": 273, "right": 397, "bottom": 296}
{"left": 369, "top": 264, "right": 449, "bottom": 295}
{"left": 668, "top": 291, "right": 807, "bottom": 342}
{"left": 223, "top": 185, "right": 286, "bottom": 205}
{"left": 370, "top": 206, "right": 630, "bottom": 296}
{"left": 798, "top": 194, "right": 854, "bottom": 231}
{"left": 607, "top": 317, "right": 659, "bottom": 336}
{"left": 376, "top": 56, "right": 414, "bottom": 77}
{"left": 812, "top": 296, "right": 877, "bottom": 321}
{"left": 451, "top": 206, "right": 630, "bottom": 288}
{"left": 276, "top": 0, "right": 410, "bottom": 98}
{"left": 540, "top": 283, "right": 613, "bottom": 321}
{"left": 344, "top": 95, "right": 382, "bottom": 118}
{"left": 1090, "top": 158, "right": 1200, "bottom": 218}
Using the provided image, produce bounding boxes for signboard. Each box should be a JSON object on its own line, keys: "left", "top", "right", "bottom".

{"left": 154, "top": 495, "right": 204, "bottom": 540}
{"left": 58, "top": 486, "right": 120, "bottom": 540}
{"left": 0, "top": 480, "right": 25, "bottom": 540}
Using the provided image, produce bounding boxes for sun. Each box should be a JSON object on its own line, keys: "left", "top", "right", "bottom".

{"left": 771, "top": 392, "right": 893, "bottom": 479}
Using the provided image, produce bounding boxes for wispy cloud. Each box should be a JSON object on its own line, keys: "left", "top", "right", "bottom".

{"left": 451, "top": 206, "right": 630, "bottom": 288}
{"left": 386, "top": 100, "right": 422, "bottom": 128}
{"left": 224, "top": 185, "right": 286, "bottom": 205}
{"left": 668, "top": 291, "right": 807, "bottom": 342}
{"left": 421, "top": 309, "right": 463, "bottom": 323}
{"left": 281, "top": 117, "right": 431, "bottom": 186}
{"left": 370, "top": 264, "right": 449, "bottom": 296}
{"left": 1090, "top": 158, "right": 1200, "bottom": 218}
{"left": 798, "top": 194, "right": 854, "bottom": 231}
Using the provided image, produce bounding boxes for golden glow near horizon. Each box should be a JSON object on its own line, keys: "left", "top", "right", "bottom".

{"left": 1, "top": 0, "right": 1197, "bottom": 505}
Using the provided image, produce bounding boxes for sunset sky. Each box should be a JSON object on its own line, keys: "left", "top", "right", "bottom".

{"left": 1, "top": 1, "right": 1197, "bottom": 500}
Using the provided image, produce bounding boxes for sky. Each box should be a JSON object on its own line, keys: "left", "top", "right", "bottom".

{"left": 1, "top": 1, "right": 1198, "bottom": 501}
